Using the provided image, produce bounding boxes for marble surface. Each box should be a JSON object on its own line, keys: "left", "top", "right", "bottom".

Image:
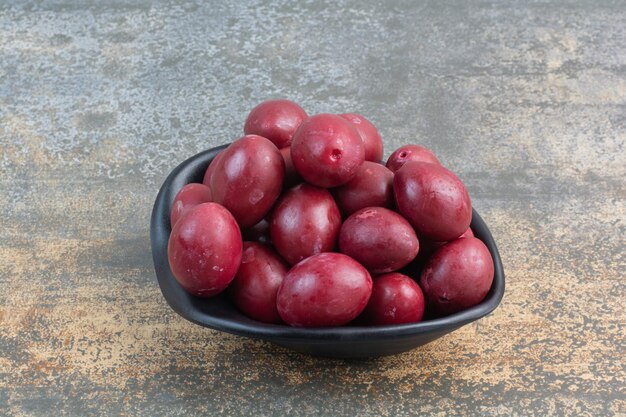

{"left": 1, "top": 1, "right": 624, "bottom": 416}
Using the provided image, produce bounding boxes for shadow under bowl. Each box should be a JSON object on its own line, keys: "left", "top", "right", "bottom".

{"left": 150, "top": 146, "right": 505, "bottom": 358}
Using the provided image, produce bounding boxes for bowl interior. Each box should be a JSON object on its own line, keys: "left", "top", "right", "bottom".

{"left": 150, "top": 146, "right": 505, "bottom": 356}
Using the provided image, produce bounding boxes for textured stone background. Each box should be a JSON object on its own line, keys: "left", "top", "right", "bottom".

{"left": 1, "top": 1, "right": 624, "bottom": 416}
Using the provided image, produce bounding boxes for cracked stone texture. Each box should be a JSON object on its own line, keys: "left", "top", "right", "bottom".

{"left": 0, "top": 1, "right": 624, "bottom": 416}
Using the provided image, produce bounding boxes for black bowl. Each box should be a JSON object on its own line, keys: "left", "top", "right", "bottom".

{"left": 150, "top": 146, "right": 505, "bottom": 358}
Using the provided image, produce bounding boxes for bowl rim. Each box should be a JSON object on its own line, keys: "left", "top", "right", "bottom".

{"left": 150, "top": 145, "right": 505, "bottom": 342}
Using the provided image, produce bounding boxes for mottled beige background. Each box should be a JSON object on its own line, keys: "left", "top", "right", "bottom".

{"left": 0, "top": 1, "right": 624, "bottom": 416}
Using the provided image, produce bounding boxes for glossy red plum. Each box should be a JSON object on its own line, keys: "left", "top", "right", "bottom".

{"left": 386, "top": 144, "right": 440, "bottom": 173}
{"left": 230, "top": 242, "right": 288, "bottom": 323}
{"left": 420, "top": 237, "right": 494, "bottom": 315}
{"left": 332, "top": 161, "right": 394, "bottom": 217}
{"left": 394, "top": 161, "right": 472, "bottom": 241}
{"left": 291, "top": 114, "right": 365, "bottom": 188}
{"left": 167, "top": 203, "right": 242, "bottom": 297}
{"left": 339, "top": 113, "right": 383, "bottom": 162}
{"left": 244, "top": 99, "right": 307, "bottom": 148}
{"left": 339, "top": 207, "right": 419, "bottom": 274}
{"left": 270, "top": 184, "right": 341, "bottom": 265}
{"left": 211, "top": 135, "right": 284, "bottom": 228}
{"left": 170, "top": 183, "right": 212, "bottom": 228}
{"left": 361, "top": 273, "right": 425, "bottom": 325}
{"left": 277, "top": 253, "right": 373, "bottom": 327}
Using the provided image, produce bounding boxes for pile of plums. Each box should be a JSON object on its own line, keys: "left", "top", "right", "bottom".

{"left": 167, "top": 99, "right": 494, "bottom": 327}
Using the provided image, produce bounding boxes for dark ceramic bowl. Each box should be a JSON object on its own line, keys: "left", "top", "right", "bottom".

{"left": 150, "top": 145, "right": 505, "bottom": 358}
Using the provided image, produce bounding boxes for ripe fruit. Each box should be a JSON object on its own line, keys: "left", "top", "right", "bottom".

{"left": 277, "top": 253, "right": 373, "bottom": 327}
{"left": 170, "top": 183, "right": 212, "bottom": 228}
{"left": 361, "top": 273, "right": 425, "bottom": 325}
{"left": 167, "top": 203, "right": 242, "bottom": 297}
{"left": 332, "top": 161, "right": 394, "bottom": 217}
{"left": 291, "top": 114, "right": 365, "bottom": 188}
{"left": 420, "top": 237, "right": 494, "bottom": 315}
{"left": 230, "top": 242, "right": 288, "bottom": 323}
{"left": 394, "top": 161, "right": 471, "bottom": 241}
{"left": 270, "top": 183, "right": 341, "bottom": 265}
{"left": 386, "top": 144, "right": 440, "bottom": 173}
{"left": 164, "top": 99, "right": 497, "bottom": 329}
{"left": 339, "top": 113, "right": 383, "bottom": 162}
{"left": 210, "top": 135, "right": 284, "bottom": 228}
{"left": 244, "top": 99, "right": 307, "bottom": 148}
{"left": 339, "top": 207, "right": 419, "bottom": 274}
